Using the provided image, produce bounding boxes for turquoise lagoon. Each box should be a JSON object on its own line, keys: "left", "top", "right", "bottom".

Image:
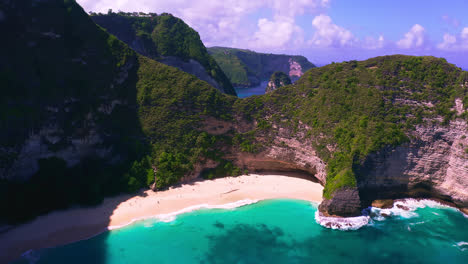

{"left": 15, "top": 199, "right": 468, "bottom": 264}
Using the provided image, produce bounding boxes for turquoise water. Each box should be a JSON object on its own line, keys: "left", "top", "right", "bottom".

{"left": 15, "top": 199, "right": 468, "bottom": 264}
{"left": 234, "top": 81, "right": 268, "bottom": 98}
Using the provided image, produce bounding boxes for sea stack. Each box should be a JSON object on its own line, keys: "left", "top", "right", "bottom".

{"left": 266, "top": 71, "right": 292, "bottom": 93}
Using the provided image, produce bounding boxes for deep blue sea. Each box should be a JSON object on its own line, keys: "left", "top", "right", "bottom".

{"left": 234, "top": 81, "right": 269, "bottom": 98}
{"left": 14, "top": 199, "right": 468, "bottom": 264}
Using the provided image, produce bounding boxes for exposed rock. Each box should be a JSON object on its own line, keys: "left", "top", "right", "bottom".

{"left": 454, "top": 98, "right": 466, "bottom": 116}
{"left": 318, "top": 188, "right": 362, "bottom": 217}
{"left": 2, "top": 117, "right": 113, "bottom": 181}
{"left": 288, "top": 58, "right": 303, "bottom": 78}
{"left": 371, "top": 199, "right": 394, "bottom": 209}
{"left": 396, "top": 204, "right": 410, "bottom": 211}
{"left": 356, "top": 113, "right": 468, "bottom": 213}
{"left": 181, "top": 159, "right": 219, "bottom": 183}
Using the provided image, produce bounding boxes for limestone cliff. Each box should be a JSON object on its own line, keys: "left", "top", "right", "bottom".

{"left": 356, "top": 116, "right": 468, "bottom": 214}
{"left": 2, "top": 0, "right": 468, "bottom": 224}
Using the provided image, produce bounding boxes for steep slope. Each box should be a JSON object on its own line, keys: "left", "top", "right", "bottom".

{"left": 231, "top": 56, "right": 468, "bottom": 216}
{"left": 0, "top": 0, "right": 236, "bottom": 224}
{"left": 91, "top": 13, "right": 237, "bottom": 96}
{"left": 208, "top": 46, "right": 315, "bottom": 87}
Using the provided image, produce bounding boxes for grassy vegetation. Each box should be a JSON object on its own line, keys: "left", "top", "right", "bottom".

{"left": 135, "top": 55, "right": 237, "bottom": 189}
{"left": 91, "top": 13, "right": 236, "bottom": 95}
{"left": 208, "top": 47, "right": 315, "bottom": 87}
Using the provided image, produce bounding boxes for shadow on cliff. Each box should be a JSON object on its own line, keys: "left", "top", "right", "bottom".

{"left": 354, "top": 145, "right": 457, "bottom": 208}
{"left": 1, "top": 56, "right": 151, "bottom": 263}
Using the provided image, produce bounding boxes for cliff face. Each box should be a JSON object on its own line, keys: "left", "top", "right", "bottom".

{"left": 208, "top": 46, "right": 315, "bottom": 87}
{"left": 91, "top": 14, "right": 236, "bottom": 96}
{"left": 318, "top": 115, "right": 468, "bottom": 216}
{"left": 2, "top": 0, "right": 468, "bottom": 224}
{"left": 223, "top": 56, "right": 468, "bottom": 217}
{"left": 0, "top": 0, "right": 141, "bottom": 181}
{"left": 355, "top": 116, "right": 468, "bottom": 213}
{"left": 0, "top": 0, "right": 235, "bottom": 224}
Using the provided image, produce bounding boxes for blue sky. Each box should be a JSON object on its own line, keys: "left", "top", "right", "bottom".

{"left": 327, "top": 0, "right": 468, "bottom": 40}
{"left": 78, "top": 0, "right": 468, "bottom": 68}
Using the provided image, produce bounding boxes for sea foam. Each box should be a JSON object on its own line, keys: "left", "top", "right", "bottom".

{"left": 108, "top": 199, "right": 258, "bottom": 230}
{"left": 314, "top": 211, "right": 370, "bottom": 231}
{"left": 455, "top": 241, "right": 468, "bottom": 251}
{"left": 315, "top": 198, "right": 466, "bottom": 231}
{"left": 370, "top": 199, "right": 458, "bottom": 221}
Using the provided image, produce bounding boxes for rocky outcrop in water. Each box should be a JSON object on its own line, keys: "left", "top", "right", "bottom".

{"left": 265, "top": 71, "right": 292, "bottom": 93}
{"left": 318, "top": 188, "right": 362, "bottom": 217}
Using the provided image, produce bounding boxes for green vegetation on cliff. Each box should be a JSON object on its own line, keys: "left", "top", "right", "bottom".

{"left": 91, "top": 13, "right": 236, "bottom": 95}
{"left": 266, "top": 71, "right": 292, "bottom": 93}
{"left": 2, "top": 0, "right": 467, "bottom": 224}
{"left": 0, "top": 0, "right": 236, "bottom": 223}
{"left": 240, "top": 55, "right": 466, "bottom": 199}
{"left": 208, "top": 46, "right": 315, "bottom": 87}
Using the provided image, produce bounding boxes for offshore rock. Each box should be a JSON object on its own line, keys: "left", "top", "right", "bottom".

{"left": 318, "top": 188, "right": 362, "bottom": 217}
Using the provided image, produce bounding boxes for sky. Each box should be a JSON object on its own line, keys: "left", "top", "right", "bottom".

{"left": 77, "top": 0, "right": 468, "bottom": 68}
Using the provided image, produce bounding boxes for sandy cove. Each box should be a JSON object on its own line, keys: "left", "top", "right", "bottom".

{"left": 0, "top": 174, "right": 323, "bottom": 263}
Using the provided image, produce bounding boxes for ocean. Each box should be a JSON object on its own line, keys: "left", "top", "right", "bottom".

{"left": 14, "top": 199, "right": 468, "bottom": 264}
{"left": 234, "top": 81, "right": 269, "bottom": 98}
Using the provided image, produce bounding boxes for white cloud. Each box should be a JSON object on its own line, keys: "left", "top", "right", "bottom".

{"left": 249, "top": 17, "right": 304, "bottom": 50}
{"left": 363, "top": 35, "right": 385, "bottom": 50}
{"left": 396, "top": 24, "right": 427, "bottom": 49}
{"left": 437, "top": 27, "right": 468, "bottom": 51}
{"left": 462, "top": 27, "right": 468, "bottom": 39}
{"left": 76, "top": 1, "right": 393, "bottom": 52}
{"left": 77, "top": 0, "right": 328, "bottom": 49}
{"left": 270, "top": 0, "right": 329, "bottom": 18}
{"left": 437, "top": 33, "right": 457, "bottom": 50}
{"left": 308, "top": 14, "right": 356, "bottom": 48}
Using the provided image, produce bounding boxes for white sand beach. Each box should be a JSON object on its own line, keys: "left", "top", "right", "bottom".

{"left": 0, "top": 174, "right": 323, "bottom": 263}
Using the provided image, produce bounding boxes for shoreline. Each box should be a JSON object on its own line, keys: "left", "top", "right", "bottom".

{"left": 315, "top": 197, "right": 468, "bottom": 230}
{"left": 0, "top": 174, "right": 323, "bottom": 263}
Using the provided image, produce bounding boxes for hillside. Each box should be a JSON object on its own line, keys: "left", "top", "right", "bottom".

{"left": 1, "top": 0, "right": 467, "bottom": 225}
{"left": 236, "top": 55, "right": 468, "bottom": 216}
{"left": 91, "top": 13, "right": 236, "bottom": 96}
{"left": 0, "top": 0, "right": 236, "bottom": 223}
{"left": 208, "top": 46, "right": 315, "bottom": 87}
